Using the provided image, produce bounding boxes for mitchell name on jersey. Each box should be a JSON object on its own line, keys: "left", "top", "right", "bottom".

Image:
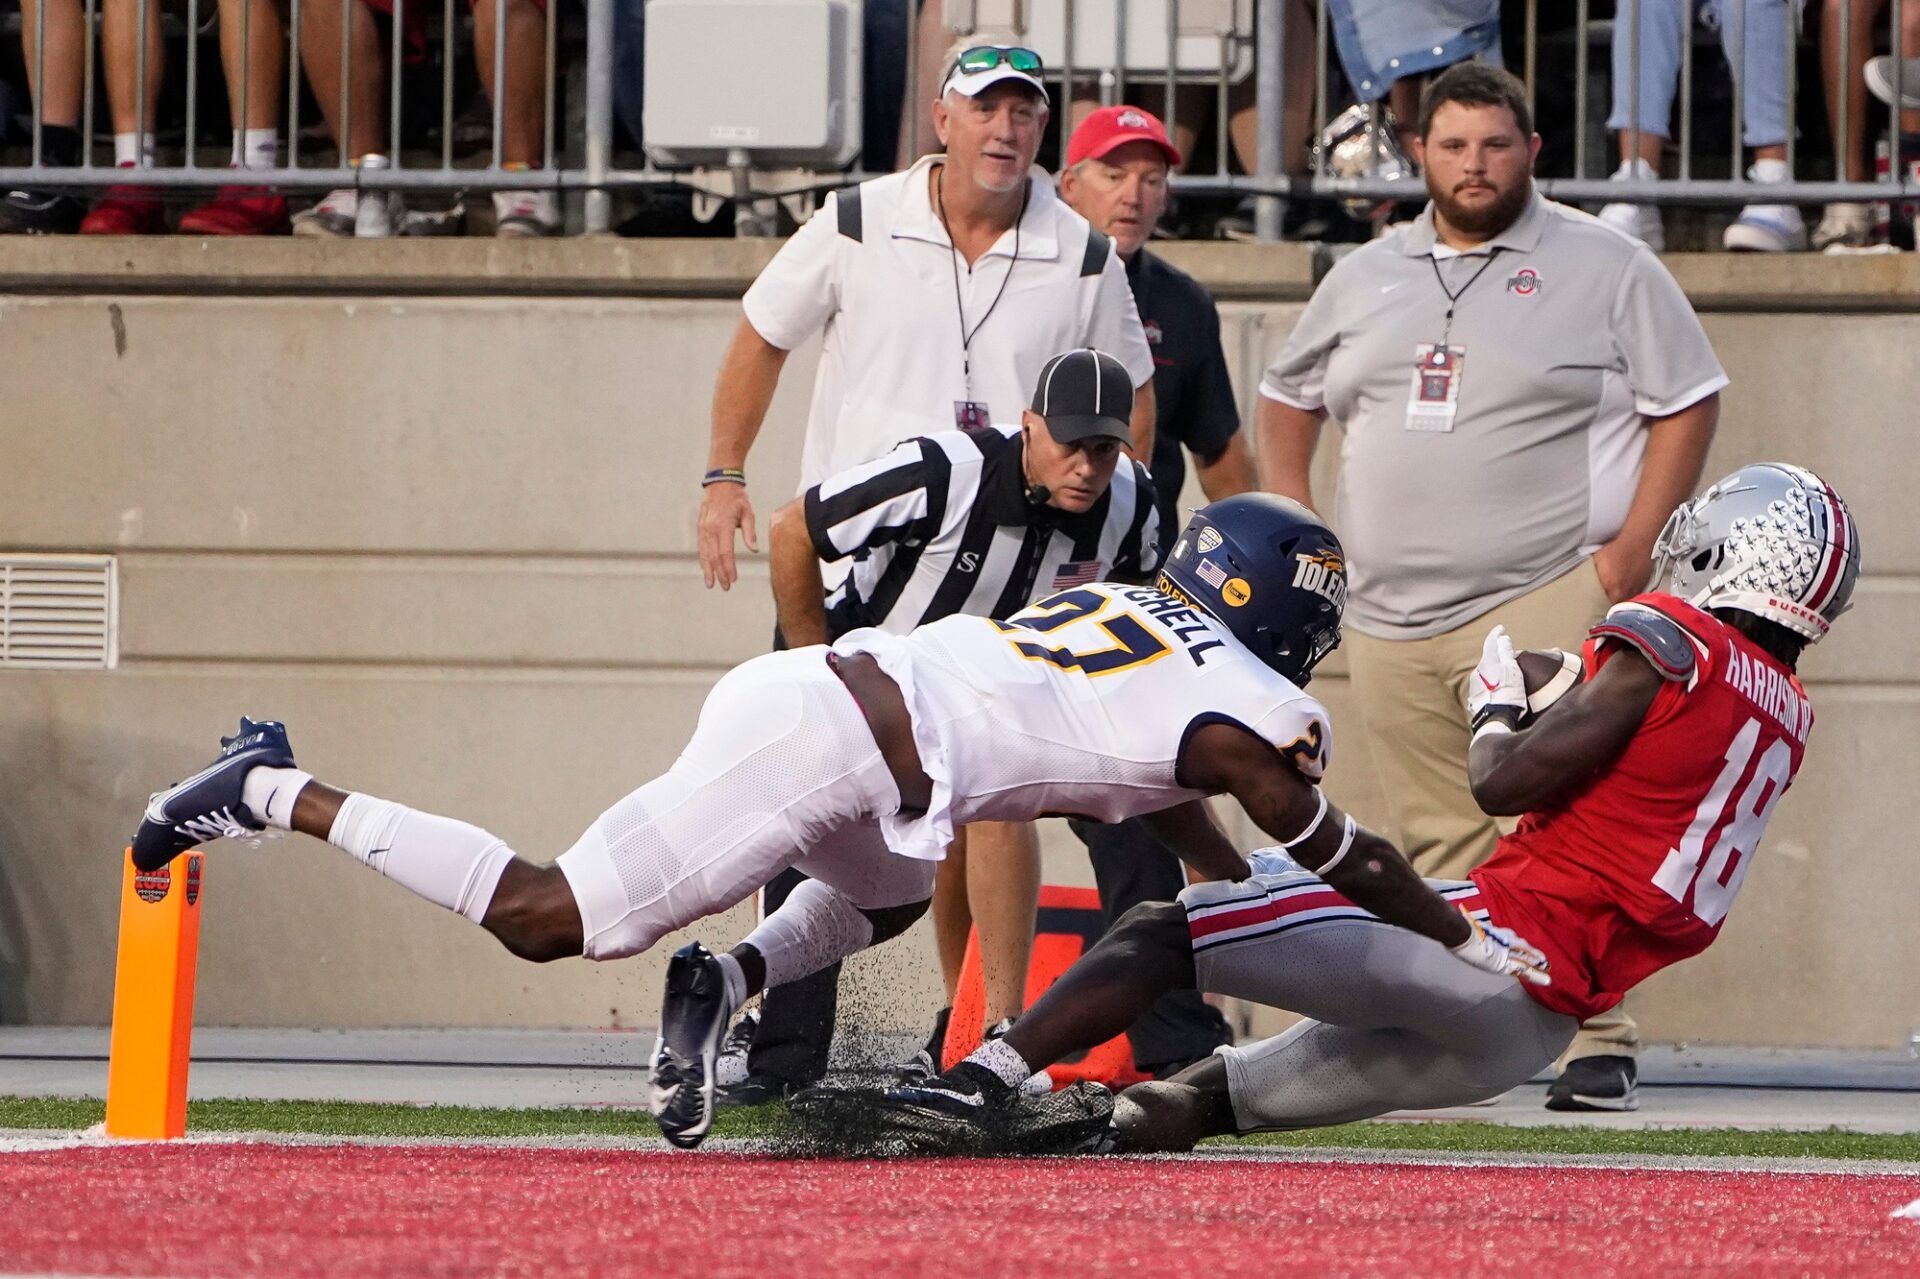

{"left": 834, "top": 580, "right": 1332, "bottom": 860}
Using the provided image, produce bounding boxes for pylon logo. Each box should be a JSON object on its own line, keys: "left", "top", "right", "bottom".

{"left": 134, "top": 867, "right": 171, "bottom": 903}
{"left": 185, "top": 857, "right": 202, "bottom": 906}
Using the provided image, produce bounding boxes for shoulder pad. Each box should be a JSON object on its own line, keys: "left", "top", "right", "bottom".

{"left": 835, "top": 187, "right": 863, "bottom": 242}
{"left": 1080, "top": 227, "right": 1111, "bottom": 277}
{"left": 1589, "top": 602, "right": 1697, "bottom": 682}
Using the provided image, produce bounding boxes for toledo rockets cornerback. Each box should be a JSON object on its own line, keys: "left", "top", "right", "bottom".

{"left": 832, "top": 569, "right": 1336, "bottom": 859}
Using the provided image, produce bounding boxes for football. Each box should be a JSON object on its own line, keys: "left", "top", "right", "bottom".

{"left": 1517, "top": 647, "right": 1585, "bottom": 718}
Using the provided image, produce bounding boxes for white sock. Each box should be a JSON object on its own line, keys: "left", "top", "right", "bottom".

{"left": 735, "top": 878, "right": 874, "bottom": 989}
{"left": 232, "top": 127, "right": 279, "bottom": 170}
{"left": 965, "top": 1037, "right": 1033, "bottom": 1088}
{"left": 713, "top": 951, "right": 747, "bottom": 1013}
{"left": 1751, "top": 156, "right": 1790, "bottom": 185}
{"left": 113, "top": 132, "right": 156, "bottom": 168}
{"left": 241, "top": 766, "right": 313, "bottom": 831}
{"left": 326, "top": 792, "right": 516, "bottom": 924}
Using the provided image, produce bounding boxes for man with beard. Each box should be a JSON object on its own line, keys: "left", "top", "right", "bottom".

{"left": 1257, "top": 63, "right": 1722, "bottom": 1111}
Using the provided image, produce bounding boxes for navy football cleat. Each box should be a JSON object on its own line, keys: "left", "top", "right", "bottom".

{"left": 130, "top": 717, "right": 296, "bottom": 872}
{"left": 649, "top": 942, "right": 733, "bottom": 1149}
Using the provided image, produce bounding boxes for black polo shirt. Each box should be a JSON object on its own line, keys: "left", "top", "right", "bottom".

{"left": 1127, "top": 248, "right": 1242, "bottom": 537}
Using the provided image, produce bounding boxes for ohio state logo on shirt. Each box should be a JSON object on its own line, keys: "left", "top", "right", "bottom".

{"left": 1505, "top": 267, "right": 1542, "bottom": 296}
{"left": 1143, "top": 319, "right": 1164, "bottom": 346}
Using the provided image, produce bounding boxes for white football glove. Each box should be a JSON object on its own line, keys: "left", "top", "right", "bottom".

{"left": 1449, "top": 909, "right": 1552, "bottom": 987}
{"left": 1466, "top": 624, "right": 1527, "bottom": 736}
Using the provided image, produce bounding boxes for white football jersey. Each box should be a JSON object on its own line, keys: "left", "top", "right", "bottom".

{"left": 833, "top": 581, "right": 1333, "bottom": 861}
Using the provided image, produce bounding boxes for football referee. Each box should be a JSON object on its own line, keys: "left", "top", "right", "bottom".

{"left": 726, "top": 348, "right": 1165, "bottom": 1103}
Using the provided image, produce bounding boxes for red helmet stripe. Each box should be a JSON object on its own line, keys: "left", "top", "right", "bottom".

{"left": 1804, "top": 475, "right": 1851, "bottom": 619}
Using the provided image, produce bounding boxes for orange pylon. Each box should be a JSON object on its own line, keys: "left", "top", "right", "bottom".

{"left": 104, "top": 849, "right": 204, "bottom": 1139}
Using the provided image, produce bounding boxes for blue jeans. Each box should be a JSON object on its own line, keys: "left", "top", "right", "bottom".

{"left": 1608, "top": 0, "right": 1798, "bottom": 149}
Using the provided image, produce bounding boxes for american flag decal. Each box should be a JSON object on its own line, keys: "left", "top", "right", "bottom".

{"left": 1195, "top": 557, "right": 1227, "bottom": 589}
{"left": 1052, "top": 560, "right": 1104, "bottom": 590}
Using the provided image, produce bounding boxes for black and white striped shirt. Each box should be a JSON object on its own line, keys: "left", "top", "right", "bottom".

{"left": 804, "top": 425, "right": 1166, "bottom": 638}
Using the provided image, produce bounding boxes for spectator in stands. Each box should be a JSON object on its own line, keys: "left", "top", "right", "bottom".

{"left": 292, "top": 0, "right": 557, "bottom": 237}
{"left": 1057, "top": 105, "right": 1253, "bottom": 1079}
{"left": 1324, "top": 0, "right": 1502, "bottom": 152}
{"left": 1059, "top": 0, "right": 1318, "bottom": 184}
{"left": 698, "top": 43, "right": 1155, "bottom": 1088}
{"left": 80, "top": 0, "right": 294, "bottom": 234}
{"left": 1260, "top": 63, "right": 1721, "bottom": 1112}
{"left": 1817, "top": 0, "right": 1920, "bottom": 250}
{"left": 1599, "top": 0, "right": 1805, "bottom": 252}
{"left": 0, "top": 0, "right": 86, "bottom": 233}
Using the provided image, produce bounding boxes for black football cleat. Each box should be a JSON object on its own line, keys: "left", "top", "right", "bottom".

{"left": 1545, "top": 1054, "right": 1639, "bottom": 1112}
{"left": 860, "top": 1062, "right": 1019, "bottom": 1155}
{"left": 649, "top": 942, "right": 733, "bottom": 1149}
{"left": 130, "top": 717, "right": 295, "bottom": 872}
{"left": 786, "top": 1074, "right": 1115, "bottom": 1157}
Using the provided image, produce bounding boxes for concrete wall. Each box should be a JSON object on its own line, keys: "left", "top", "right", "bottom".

{"left": 1, "top": 241, "right": 1914, "bottom": 1048}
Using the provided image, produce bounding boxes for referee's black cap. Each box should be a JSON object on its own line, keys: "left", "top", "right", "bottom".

{"left": 1030, "top": 348, "right": 1134, "bottom": 445}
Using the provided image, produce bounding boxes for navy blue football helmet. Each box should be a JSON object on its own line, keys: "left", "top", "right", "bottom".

{"left": 1157, "top": 494, "right": 1346, "bottom": 686}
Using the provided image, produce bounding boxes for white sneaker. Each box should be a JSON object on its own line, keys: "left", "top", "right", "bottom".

{"left": 493, "top": 189, "right": 559, "bottom": 237}
{"left": 354, "top": 190, "right": 406, "bottom": 239}
{"left": 291, "top": 189, "right": 356, "bottom": 238}
{"left": 1812, "top": 202, "right": 1875, "bottom": 253}
{"left": 1724, "top": 159, "right": 1807, "bottom": 252}
{"left": 1597, "top": 158, "right": 1664, "bottom": 251}
{"left": 1865, "top": 55, "right": 1920, "bottom": 110}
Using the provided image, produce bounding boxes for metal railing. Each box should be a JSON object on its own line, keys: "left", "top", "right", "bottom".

{"left": 2, "top": 0, "right": 1916, "bottom": 237}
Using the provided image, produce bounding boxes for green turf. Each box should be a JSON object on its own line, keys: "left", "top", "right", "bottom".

{"left": 3, "top": 1095, "right": 1916, "bottom": 1161}
{"left": 0, "top": 1095, "right": 797, "bottom": 1142}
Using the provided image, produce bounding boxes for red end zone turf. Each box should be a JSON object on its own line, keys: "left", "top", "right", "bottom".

{"left": 4, "top": 1144, "right": 1917, "bottom": 1278}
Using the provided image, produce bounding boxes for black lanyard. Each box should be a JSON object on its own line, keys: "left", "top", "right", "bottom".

{"left": 1427, "top": 246, "right": 1503, "bottom": 348}
{"left": 937, "top": 166, "right": 1027, "bottom": 396}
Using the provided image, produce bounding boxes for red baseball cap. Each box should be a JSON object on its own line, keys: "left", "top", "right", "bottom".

{"left": 1067, "top": 105, "right": 1183, "bottom": 169}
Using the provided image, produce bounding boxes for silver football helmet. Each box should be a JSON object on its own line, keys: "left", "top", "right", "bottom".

{"left": 1653, "top": 463, "right": 1860, "bottom": 642}
{"left": 1309, "top": 104, "right": 1416, "bottom": 222}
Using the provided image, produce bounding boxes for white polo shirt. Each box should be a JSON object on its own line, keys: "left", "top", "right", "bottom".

{"left": 742, "top": 154, "right": 1155, "bottom": 491}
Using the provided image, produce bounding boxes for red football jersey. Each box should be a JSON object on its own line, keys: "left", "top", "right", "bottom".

{"left": 1470, "top": 593, "right": 1813, "bottom": 1021}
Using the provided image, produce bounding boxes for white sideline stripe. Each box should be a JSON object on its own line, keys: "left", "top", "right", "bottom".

{"left": 7, "top": 1127, "right": 1919, "bottom": 1178}
{"left": 1153, "top": 1145, "right": 1920, "bottom": 1178}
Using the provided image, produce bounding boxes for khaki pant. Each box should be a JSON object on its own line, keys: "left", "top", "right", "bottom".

{"left": 1345, "top": 559, "right": 1638, "bottom": 1065}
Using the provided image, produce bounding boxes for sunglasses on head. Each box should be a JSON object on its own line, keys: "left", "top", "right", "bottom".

{"left": 947, "top": 45, "right": 1045, "bottom": 83}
